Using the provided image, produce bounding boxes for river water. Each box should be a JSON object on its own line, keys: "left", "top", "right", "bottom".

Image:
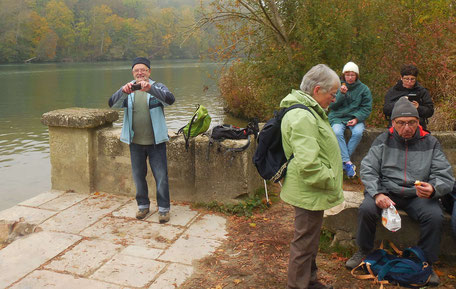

{"left": 0, "top": 60, "right": 241, "bottom": 211}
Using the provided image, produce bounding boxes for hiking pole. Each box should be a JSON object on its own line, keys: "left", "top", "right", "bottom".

{"left": 263, "top": 180, "right": 271, "bottom": 207}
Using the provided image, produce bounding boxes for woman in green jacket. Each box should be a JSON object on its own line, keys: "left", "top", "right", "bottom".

{"left": 281, "top": 64, "right": 344, "bottom": 289}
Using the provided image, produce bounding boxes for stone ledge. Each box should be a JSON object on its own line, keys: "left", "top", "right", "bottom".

{"left": 323, "top": 191, "right": 455, "bottom": 257}
{"left": 41, "top": 108, "right": 118, "bottom": 128}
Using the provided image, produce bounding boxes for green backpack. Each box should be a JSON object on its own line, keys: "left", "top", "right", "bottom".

{"left": 178, "top": 104, "right": 211, "bottom": 149}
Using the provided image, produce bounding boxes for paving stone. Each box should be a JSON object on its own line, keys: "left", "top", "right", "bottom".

{"left": 10, "top": 270, "right": 123, "bottom": 289}
{"left": 91, "top": 253, "right": 166, "bottom": 287}
{"left": 45, "top": 239, "right": 124, "bottom": 276}
{"left": 185, "top": 214, "right": 228, "bottom": 240}
{"left": 112, "top": 199, "right": 157, "bottom": 218}
{"left": 0, "top": 231, "right": 81, "bottom": 288}
{"left": 81, "top": 216, "right": 183, "bottom": 249}
{"left": 18, "top": 191, "right": 64, "bottom": 207}
{"left": 38, "top": 191, "right": 89, "bottom": 211}
{"left": 148, "top": 263, "right": 193, "bottom": 289}
{"left": 120, "top": 245, "right": 163, "bottom": 259}
{"left": 40, "top": 193, "right": 127, "bottom": 234}
{"left": 0, "top": 206, "right": 56, "bottom": 224}
{"left": 158, "top": 235, "right": 221, "bottom": 265}
{"left": 149, "top": 204, "right": 199, "bottom": 226}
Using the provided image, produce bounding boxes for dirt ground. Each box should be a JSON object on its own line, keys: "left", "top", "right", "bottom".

{"left": 181, "top": 181, "right": 456, "bottom": 289}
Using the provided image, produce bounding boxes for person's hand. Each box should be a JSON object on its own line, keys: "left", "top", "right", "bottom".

{"left": 122, "top": 82, "right": 133, "bottom": 94}
{"left": 415, "top": 181, "right": 434, "bottom": 199}
{"left": 411, "top": 100, "right": 419, "bottom": 109}
{"left": 375, "top": 193, "right": 395, "bottom": 209}
{"left": 347, "top": 118, "right": 358, "bottom": 126}
{"left": 340, "top": 84, "right": 348, "bottom": 94}
{"left": 137, "top": 80, "right": 151, "bottom": 91}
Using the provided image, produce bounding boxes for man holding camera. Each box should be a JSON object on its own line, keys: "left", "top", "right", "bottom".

{"left": 109, "top": 57, "right": 175, "bottom": 223}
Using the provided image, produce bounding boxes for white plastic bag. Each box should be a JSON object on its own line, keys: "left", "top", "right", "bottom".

{"left": 381, "top": 204, "right": 401, "bottom": 232}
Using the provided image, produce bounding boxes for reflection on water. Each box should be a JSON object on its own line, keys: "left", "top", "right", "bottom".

{"left": 0, "top": 60, "right": 243, "bottom": 211}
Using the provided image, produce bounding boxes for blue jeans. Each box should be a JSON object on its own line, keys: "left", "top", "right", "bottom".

{"left": 129, "top": 142, "right": 170, "bottom": 212}
{"left": 332, "top": 122, "right": 365, "bottom": 163}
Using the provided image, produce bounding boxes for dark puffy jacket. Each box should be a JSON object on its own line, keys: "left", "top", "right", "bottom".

{"left": 383, "top": 80, "right": 434, "bottom": 129}
{"left": 361, "top": 126, "right": 454, "bottom": 199}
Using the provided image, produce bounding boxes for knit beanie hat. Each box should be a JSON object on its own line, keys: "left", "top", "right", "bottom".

{"left": 132, "top": 57, "right": 150, "bottom": 69}
{"left": 391, "top": 96, "right": 419, "bottom": 120}
{"left": 342, "top": 62, "right": 359, "bottom": 75}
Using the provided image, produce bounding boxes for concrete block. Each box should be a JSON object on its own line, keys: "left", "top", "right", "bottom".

{"left": 91, "top": 254, "right": 166, "bottom": 287}
{"left": 148, "top": 263, "right": 193, "bottom": 289}
{"left": 10, "top": 270, "right": 123, "bottom": 289}
{"left": 45, "top": 239, "right": 123, "bottom": 276}
{"left": 0, "top": 231, "right": 81, "bottom": 288}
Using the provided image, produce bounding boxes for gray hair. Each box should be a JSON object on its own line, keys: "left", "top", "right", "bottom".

{"left": 300, "top": 64, "right": 340, "bottom": 95}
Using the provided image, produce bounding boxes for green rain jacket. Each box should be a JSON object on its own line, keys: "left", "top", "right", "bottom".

{"left": 280, "top": 90, "right": 344, "bottom": 211}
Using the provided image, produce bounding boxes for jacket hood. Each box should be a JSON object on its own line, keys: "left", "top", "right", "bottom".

{"left": 394, "top": 80, "right": 425, "bottom": 92}
{"left": 280, "top": 89, "right": 327, "bottom": 119}
{"left": 344, "top": 79, "right": 362, "bottom": 90}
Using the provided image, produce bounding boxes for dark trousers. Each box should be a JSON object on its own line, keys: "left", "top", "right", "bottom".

{"left": 288, "top": 207, "right": 324, "bottom": 289}
{"left": 356, "top": 193, "right": 443, "bottom": 263}
{"left": 129, "top": 142, "right": 170, "bottom": 212}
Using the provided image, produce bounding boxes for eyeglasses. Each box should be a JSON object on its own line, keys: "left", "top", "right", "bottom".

{"left": 133, "top": 68, "right": 149, "bottom": 73}
{"left": 402, "top": 77, "right": 416, "bottom": 82}
{"left": 394, "top": 120, "right": 418, "bottom": 127}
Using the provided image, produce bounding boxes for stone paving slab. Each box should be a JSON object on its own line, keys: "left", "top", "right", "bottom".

{"left": 158, "top": 235, "right": 222, "bottom": 265}
{"left": 10, "top": 270, "right": 123, "bottom": 289}
{"left": 18, "top": 191, "right": 64, "bottom": 207}
{"left": 38, "top": 191, "right": 89, "bottom": 211}
{"left": 40, "top": 193, "right": 129, "bottom": 233}
{"left": 0, "top": 231, "right": 81, "bottom": 288}
{"left": 91, "top": 254, "right": 166, "bottom": 288}
{"left": 45, "top": 239, "right": 124, "bottom": 276}
{"left": 0, "top": 191, "right": 228, "bottom": 288}
{"left": 0, "top": 206, "right": 56, "bottom": 224}
{"left": 81, "top": 216, "right": 184, "bottom": 249}
{"left": 185, "top": 214, "right": 228, "bottom": 240}
{"left": 148, "top": 263, "right": 194, "bottom": 289}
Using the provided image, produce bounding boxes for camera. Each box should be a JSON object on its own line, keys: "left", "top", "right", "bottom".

{"left": 131, "top": 83, "right": 142, "bottom": 91}
{"left": 407, "top": 93, "right": 418, "bottom": 102}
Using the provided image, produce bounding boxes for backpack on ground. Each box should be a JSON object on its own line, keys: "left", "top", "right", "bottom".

{"left": 351, "top": 241, "right": 433, "bottom": 288}
{"left": 252, "top": 104, "right": 314, "bottom": 183}
{"left": 177, "top": 104, "right": 211, "bottom": 150}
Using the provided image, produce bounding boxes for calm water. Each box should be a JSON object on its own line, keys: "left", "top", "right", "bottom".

{"left": 0, "top": 60, "right": 241, "bottom": 210}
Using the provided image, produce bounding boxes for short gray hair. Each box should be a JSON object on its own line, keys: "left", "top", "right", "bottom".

{"left": 300, "top": 64, "right": 340, "bottom": 96}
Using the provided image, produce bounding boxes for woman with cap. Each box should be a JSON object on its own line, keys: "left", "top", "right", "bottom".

{"left": 329, "top": 61, "right": 372, "bottom": 178}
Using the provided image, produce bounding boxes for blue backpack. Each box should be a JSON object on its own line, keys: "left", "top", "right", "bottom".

{"left": 351, "top": 243, "right": 432, "bottom": 288}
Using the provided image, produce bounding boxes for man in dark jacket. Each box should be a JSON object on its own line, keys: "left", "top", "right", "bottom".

{"left": 383, "top": 65, "right": 434, "bottom": 129}
{"left": 346, "top": 97, "right": 454, "bottom": 286}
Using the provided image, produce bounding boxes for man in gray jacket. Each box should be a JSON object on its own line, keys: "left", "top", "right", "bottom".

{"left": 345, "top": 97, "right": 454, "bottom": 286}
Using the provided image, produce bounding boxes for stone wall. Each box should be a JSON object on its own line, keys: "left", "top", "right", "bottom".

{"left": 41, "top": 108, "right": 263, "bottom": 204}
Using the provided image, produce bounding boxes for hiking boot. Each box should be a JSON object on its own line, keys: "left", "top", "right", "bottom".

{"left": 428, "top": 270, "right": 440, "bottom": 286}
{"left": 343, "top": 162, "right": 356, "bottom": 178}
{"left": 136, "top": 208, "right": 149, "bottom": 220}
{"left": 345, "top": 250, "right": 367, "bottom": 269}
{"left": 309, "top": 280, "right": 333, "bottom": 289}
{"left": 159, "top": 211, "right": 170, "bottom": 224}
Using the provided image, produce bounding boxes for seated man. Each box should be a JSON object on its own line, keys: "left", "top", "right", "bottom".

{"left": 346, "top": 97, "right": 455, "bottom": 286}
